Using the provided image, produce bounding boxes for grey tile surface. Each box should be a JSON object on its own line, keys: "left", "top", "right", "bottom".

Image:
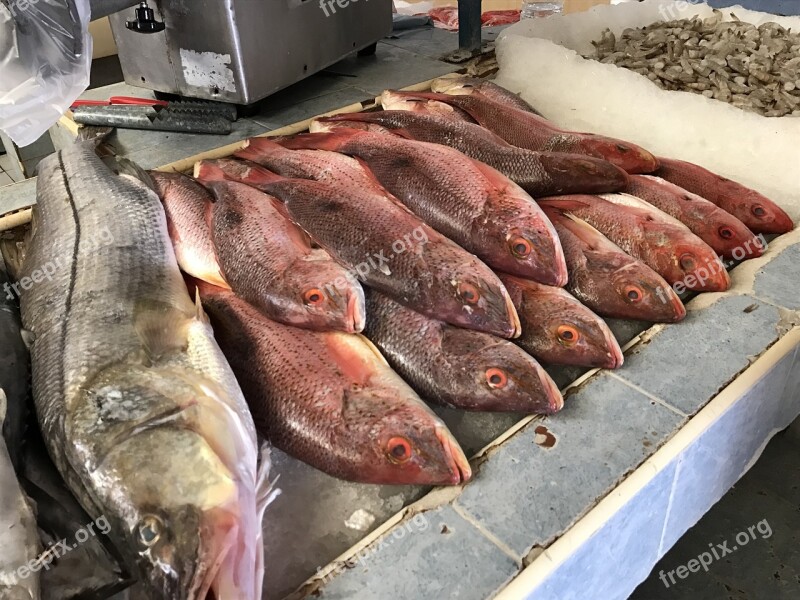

{"left": 754, "top": 243, "right": 800, "bottom": 310}
{"left": 455, "top": 373, "right": 685, "bottom": 557}
{"left": 617, "top": 295, "right": 782, "bottom": 415}
{"left": 383, "top": 25, "right": 505, "bottom": 59}
{"left": 263, "top": 449, "right": 428, "bottom": 600}
{"left": 120, "top": 119, "right": 271, "bottom": 170}
{"left": 0, "top": 171, "right": 12, "bottom": 187}
{"left": 324, "top": 43, "right": 458, "bottom": 96}
{"left": 0, "top": 178, "right": 36, "bottom": 214}
{"left": 317, "top": 505, "right": 519, "bottom": 600}
{"left": 250, "top": 87, "right": 373, "bottom": 131}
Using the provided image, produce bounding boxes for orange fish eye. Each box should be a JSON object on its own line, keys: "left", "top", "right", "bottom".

{"left": 623, "top": 285, "right": 643, "bottom": 303}
{"left": 485, "top": 368, "right": 508, "bottom": 389}
{"left": 510, "top": 236, "right": 533, "bottom": 258}
{"left": 557, "top": 325, "right": 580, "bottom": 346}
{"left": 752, "top": 205, "right": 767, "bottom": 217}
{"left": 303, "top": 288, "right": 325, "bottom": 305}
{"left": 718, "top": 227, "right": 734, "bottom": 240}
{"left": 386, "top": 437, "right": 413, "bottom": 463}
{"left": 679, "top": 253, "right": 697, "bottom": 271}
{"left": 458, "top": 282, "right": 480, "bottom": 305}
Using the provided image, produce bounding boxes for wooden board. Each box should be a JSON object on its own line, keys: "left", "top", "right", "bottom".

{"left": 0, "top": 77, "right": 444, "bottom": 233}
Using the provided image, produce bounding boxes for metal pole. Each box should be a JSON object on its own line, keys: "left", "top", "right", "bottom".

{"left": 458, "top": 0, "right": 482, "bottom": 52}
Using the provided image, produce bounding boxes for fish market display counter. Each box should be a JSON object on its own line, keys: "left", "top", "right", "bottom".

{"left": 2, "top": 7, "right": 799, "bottom": 600}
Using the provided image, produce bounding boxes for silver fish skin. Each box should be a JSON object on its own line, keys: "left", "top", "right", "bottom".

{"left": 21, "top": 142, "right": 264, "bottom": 600}
{"left": 0, "top": 267, "right": 29, "bottom": 471}
{"left": 0, "top": 389, "right": 40, "bottom": 600}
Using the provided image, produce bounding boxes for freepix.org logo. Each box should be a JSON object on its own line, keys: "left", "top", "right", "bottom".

{"left": 319, "top": 0, "right": 370, "bottom": 18}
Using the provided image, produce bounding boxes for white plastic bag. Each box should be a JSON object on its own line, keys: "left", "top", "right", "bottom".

{"left": 0, "top": 0, "right": 92, "bottom": 147}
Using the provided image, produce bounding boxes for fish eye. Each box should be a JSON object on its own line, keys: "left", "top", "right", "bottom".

{"left": 623, "top": 285, "right": 643, "bottom": 303}
{"left": 458, "top": 282, "right": 480, "bottom": 305}
{"left": 557, "top": 325, "right": 580, "bottom": 346}
{"left": 137, "top": 515, "right": 164, "bottom": 548}
{"left": 303, "top": 288, "right": 325, "bottom": 306}
{"left": 752, "top": 205, "right": 767, "bottom": 217}
{"left": 718, "top": 227, "right": 734, "bottom": 240}
{"left": 386, "top": 436, "right": 413, "bottom": 463}
{"left": 679, "top": 253, "right": 697, "bottom": 271}
{"left": 510, "top": 236, "right": 533, "bottom": 258}
{"left": 485, "top": 368, "right": 508, "bottom": 389}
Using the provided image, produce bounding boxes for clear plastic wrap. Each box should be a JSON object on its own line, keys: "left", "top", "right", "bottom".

{"left": 0, "top": 0, "right": 92, "bottom": 147}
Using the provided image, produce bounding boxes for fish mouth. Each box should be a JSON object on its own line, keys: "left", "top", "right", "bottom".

{"left": 503, "top": 289, "right": 523, "bottom": 339}
{"left": 435, "top": 426, "right": 472, "bottom": 485}
{"left": 602, "top": 326, "right": 625, "bottom": 369}
{"left": 190, "top": 510, "right": 239, "bottom": 600}
{"left": 667, "top": 290, "right": 688, "bottom": 322}
{"left": 540, "top": 370, "right": 564, "bottom": 414}
{"left": 347, "top": 290, "right": 367, "bottom": 333}
{"left": 551, "top": 238, "right": 569, "bottom": 288}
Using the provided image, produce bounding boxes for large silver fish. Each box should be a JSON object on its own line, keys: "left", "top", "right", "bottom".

{"left": 21, "top": 142, "right": 268, "bottom": 600}
{"left": 0, "top": 390, "right": 40, "bottom": 600}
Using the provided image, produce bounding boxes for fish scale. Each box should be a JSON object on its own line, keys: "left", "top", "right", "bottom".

{"left": 544, "top": 209, "right": 687, "bottom": 323}
{"left": 625, "top": 174, "right": 763, "bottom": 259}
{"left": 279, "top": 130, "right": 568, "bottom": 285}
{"left": 500, "top": 274, "right": 624, "bottom": 369}
{"left": 263, "top": 177, "right": 521, "bottom": 339}
{"left": 150, "top": 172, "right": 228, "bottom": 287}
{"left": 540, "top": 194, "right": 731, "bottom": 292}
{"left": 313, "top": 110, "right": 630, "bottom": 198}
{"left": 363, "top": 290, "right": 563, "bottom": 414}
{"left": 387, "top": 89, "right": 660, "bottom": 174}
{"left": 201, "top": 178, "right": 365, "bottom": 333}
{"left": 200, "top": 283, "right": 472, "bottom": 486}
{"left": 21, "top": 141, "right": 264, "bottom": 599}
{"left": 655, "top": 157, "right": 794, "bottom": 234}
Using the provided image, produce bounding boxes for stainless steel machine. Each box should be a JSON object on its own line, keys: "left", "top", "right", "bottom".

{"left": 107, "top": 0, "right": 393, "bottom": 105}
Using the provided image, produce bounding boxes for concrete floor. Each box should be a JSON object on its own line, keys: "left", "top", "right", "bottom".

{"left": 631, "top": 421, "right": 800, "bottom": 599}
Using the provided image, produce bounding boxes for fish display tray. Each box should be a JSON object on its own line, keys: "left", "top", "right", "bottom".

{"left": 2, "top": 62, "right": 800, "bottom": 600}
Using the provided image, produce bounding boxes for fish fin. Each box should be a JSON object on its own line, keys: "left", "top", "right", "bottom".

{"left": 194, "top": 160, "right": 230, "bottom": 184}
{"left": 256, "top": 444, "right": 281, "bottom": 521}
{"left": 102, "top": 156, "right": 157, "bottom": 191}
{"left": 383, "top": 89, "right": 454, "bottom": 103}
{"left": 134, "top": 301, "right": 192, "bottom": 361}
{"left": 78, "top": 126, "right": 116, "bottom": 158}
{"left": 239, "top": 160, "right": 285, "bottom": 186}
{"left": 276, "top": 130, "right": 361, "bottom": 152}
{"left": 0, "top": 388, "right": 6, "bottom": 424}
{"left": 557, "top": 212, "right": 626, "bottom": 253}
{"left": 354, "top": 335, "right": 391, "bottom": 367}
{"left": 468, "top": 157, "right": 520, "bottom": 191}
{"left": 234, "top": 137, "right": 288, "bottom": 163}
{"left": 538, "top": 197, "right": 593, "bottom": 212}
{"left": 20, "top": 329, "right": 35, "bottom": 350}
{"left": 195, "top": 289, "right": 210, "bottom": 324}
